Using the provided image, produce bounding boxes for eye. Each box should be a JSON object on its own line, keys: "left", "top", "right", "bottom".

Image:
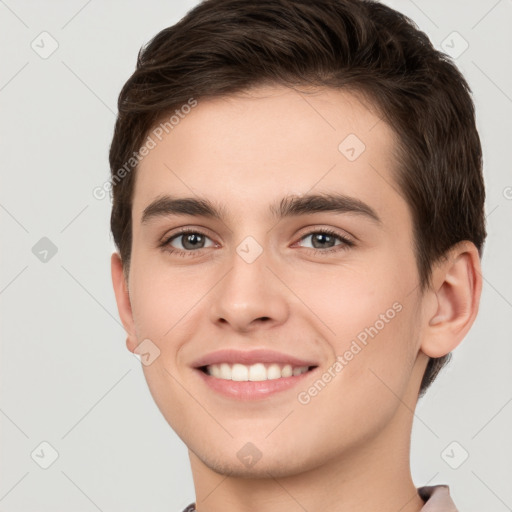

{"left": 295, "top": 229, "right": 354, "bottom": 254}
{"left": 160, "top": 229, "right": 216, "bottom": 256}
{"left": 159, "top": 227, "right": 355, "bottom": 258}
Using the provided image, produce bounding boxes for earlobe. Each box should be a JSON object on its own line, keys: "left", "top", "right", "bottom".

{"left": 110, "top": 252, "right": 138, "bottom": 353}
{"left": 421, "top": 241, "right": 482, "bottom": 358}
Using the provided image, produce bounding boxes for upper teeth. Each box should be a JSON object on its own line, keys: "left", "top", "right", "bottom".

{"left": 206, "top": 363, "right": 310, "bottom": 381}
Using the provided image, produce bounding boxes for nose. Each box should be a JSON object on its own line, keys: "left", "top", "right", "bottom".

{"left": 209, "top": 247, "right": 289, "bottom": 333}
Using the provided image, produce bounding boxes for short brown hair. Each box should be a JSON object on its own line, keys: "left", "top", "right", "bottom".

{"left": 109, "top": 0, "right": 486, "bottom": 397}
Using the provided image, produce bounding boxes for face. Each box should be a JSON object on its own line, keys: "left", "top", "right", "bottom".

{"left": 115, "top": 85, "right": 430, "bottom": 477}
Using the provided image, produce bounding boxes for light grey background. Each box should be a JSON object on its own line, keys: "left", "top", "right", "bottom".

{"left": 0, "top": 1, "right": 510, "bottom": 510}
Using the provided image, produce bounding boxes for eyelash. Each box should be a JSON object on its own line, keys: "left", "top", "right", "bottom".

{"left": 159, "top": 228, "right": 355, "bottom": 258}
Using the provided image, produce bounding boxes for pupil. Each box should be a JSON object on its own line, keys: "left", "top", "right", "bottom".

{"left": 183, "top": 233, "right": 203, "bottom": 250}
{"left": 313, "top": 233, "right": 333, "bottom": 249}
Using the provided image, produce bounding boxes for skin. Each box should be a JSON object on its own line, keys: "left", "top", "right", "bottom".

{"left": 111, "top": 85, "right": 482, "bottom": 512}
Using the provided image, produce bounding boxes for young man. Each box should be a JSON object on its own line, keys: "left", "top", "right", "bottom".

{"left": 109, "top": 0, "right": 486, "bottom": 510}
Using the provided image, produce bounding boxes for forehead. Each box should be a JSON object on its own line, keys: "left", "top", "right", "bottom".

{"left": 132, "top": 85, "right": 405, "bottom": 225}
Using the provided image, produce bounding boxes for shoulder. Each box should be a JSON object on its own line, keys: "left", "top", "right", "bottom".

{"left": 417, "top": 485, "right": 458, "bottom": 511}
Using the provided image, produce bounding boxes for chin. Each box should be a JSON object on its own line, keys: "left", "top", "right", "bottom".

{"left": 192, "top": 444, "right": 319, "bottom": 479}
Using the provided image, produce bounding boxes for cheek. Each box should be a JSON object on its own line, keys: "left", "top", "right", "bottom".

{"left": 321, "top": 292, "right": 420, "bottom": 424}
{"left": 289, "top": 300, "right": 420, "bottom": 458}
{"left": 291, "top": 254, "right": 419, "bottom": 393}
{"left": 128, "top": 252, "right": 209, "bottom": 344}
{"left": 129, "top": 267, "right": 203, "bottom": 435}
{"left": 284, "top": 259, "right": 406, "bottom": 341}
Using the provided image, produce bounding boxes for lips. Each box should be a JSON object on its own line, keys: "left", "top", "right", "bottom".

{"left": 191, "top": 348, "right": 319, "bottom": 369}
{"left": 190, "top": 349, "right": 320, "bottom": 400}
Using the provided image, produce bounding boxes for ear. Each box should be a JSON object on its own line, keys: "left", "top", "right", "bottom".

{"left": 420, "top": 241, "right": 482, "bottom": 358}
{"left": 111, "top": 252, "right": 138, "bottom": 353}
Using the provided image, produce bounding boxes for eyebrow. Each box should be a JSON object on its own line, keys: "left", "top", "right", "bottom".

{"left": 141, "top": 192, "right": 381, "bottom": 225}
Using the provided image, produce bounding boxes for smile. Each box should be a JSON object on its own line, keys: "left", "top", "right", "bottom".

{"left": 201, "top": 363, "right": 314, "bottom": 381}
{"left": 195, "top": 363, "right": 318, "bottom": 400}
